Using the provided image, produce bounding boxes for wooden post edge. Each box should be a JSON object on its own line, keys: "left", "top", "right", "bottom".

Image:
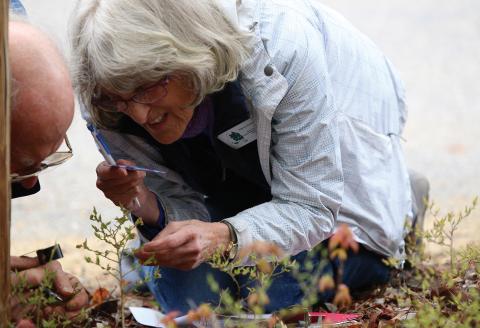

{"left": 0, "top": 0, "right": 11, "bottom": 324}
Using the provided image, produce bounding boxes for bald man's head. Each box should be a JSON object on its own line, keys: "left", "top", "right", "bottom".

{"left": 9, "top": 21, "right": 74, "bottom": 188}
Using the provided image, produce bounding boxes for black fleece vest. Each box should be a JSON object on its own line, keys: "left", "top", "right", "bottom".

{"left": 119, "top": 82, "right": 271, "bottom": 219}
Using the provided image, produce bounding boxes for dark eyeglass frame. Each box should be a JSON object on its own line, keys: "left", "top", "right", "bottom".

{"left": 10, "top": 135, "right": 73, "bottom": 182}
{"left": 91, "top": 77, "right": 171, "bottom": 113}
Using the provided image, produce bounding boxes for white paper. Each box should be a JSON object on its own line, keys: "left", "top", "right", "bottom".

{"left": 129, "top": 307, "right": 189, "bottom": 328}
{"left": 224, "top": 313, "right": 272, "bottom": 320}
{"left": 130, "top": 306, "right": 273, "bottom": 328}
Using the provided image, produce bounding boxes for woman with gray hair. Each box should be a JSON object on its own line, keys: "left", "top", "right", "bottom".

{"left": 71, "top": 0, "right": 418, "bottom": 314}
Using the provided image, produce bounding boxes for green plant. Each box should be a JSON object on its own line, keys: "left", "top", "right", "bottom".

{"left": 197, "top": 227, "right": 360, "bottom": 327}
{"left": 422, "top": 197, "right": 478, "bottom": 271}
{"left": 76, "top": 207, "right": 155, "bottom": 328}
{"left": 397, "top": 198, "right": 480, "bottom": 327}
{"left": 207, "top": 242, "right": 295, "bottom": 324}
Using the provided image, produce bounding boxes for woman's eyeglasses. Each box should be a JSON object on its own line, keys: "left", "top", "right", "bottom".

{"left": 10, "top": 136, "right": 73, "bottom": 183}
{"left": 91, "top": 77, "right": 170, "bottom": 113}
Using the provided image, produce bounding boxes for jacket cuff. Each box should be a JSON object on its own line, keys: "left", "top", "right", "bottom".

{"left": 134, "top": 196, "right": 166, "bottom": 241}
{"left": 223, "top": 216, "right": 253, "bottom": 265}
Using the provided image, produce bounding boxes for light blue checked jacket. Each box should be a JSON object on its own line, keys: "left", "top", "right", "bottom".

{"left": 101, "top": 0, "right": 413, "bottom": 261}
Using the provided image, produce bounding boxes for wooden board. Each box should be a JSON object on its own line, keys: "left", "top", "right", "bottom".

{"left": 0, "top": 0, "right": 11, "bottom": 324}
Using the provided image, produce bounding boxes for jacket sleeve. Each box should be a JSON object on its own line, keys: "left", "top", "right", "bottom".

{"left": 225, "top": 17, "right": 344, "bottom": 263}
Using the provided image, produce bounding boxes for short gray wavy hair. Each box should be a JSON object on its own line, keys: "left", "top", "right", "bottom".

{"left": 70, "top": 0, "right": 251, "bottom": 129}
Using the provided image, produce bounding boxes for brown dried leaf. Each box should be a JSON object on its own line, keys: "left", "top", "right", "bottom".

{"left": 91, "top": 287, "right": 110, "bottom": 306}
{"left": 333, "top": 284, "right": 352, "bottom": 309}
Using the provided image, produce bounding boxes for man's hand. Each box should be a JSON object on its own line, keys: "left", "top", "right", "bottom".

{"left": 96, "top": 159, "right": 159, "bottom": 223}
{"left": 135, "top": 220, "right": 231, "bottom": 270}
{"left": 10, "top": 256, "right": 89, "bottom": 323}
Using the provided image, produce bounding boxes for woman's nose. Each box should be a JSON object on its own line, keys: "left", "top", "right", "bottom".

{"left": 125, "top": 102, "right": 151, "bottom": 124}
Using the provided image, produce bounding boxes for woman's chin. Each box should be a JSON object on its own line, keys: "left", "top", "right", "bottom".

{"left": 149, "top": 131, "right": 183, "bottom": 145}
{"left": 145, "top": 116, "right": 188, "bottom": 144}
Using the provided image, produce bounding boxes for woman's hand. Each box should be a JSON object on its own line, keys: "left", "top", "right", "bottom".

{"left": 10, "top": 256, "right": 89, "bottom": 323}
{"left": 96, "top": 159, "right": 159, "bottom": 223}
{"left": 135, "top": 220, "right": 231, "bottom": 270}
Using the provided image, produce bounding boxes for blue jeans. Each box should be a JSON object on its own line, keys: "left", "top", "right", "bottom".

{"left": 139, "top": 243, "right": 390, "bottom": 314}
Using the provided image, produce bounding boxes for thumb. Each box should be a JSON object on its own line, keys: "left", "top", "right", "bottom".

{"left": 11, "top": 256, "right": 40, "bottom": 271}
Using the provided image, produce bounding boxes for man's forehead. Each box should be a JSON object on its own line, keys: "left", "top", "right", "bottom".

{"left": 9, "top": 20, "right": 75, "bottom": 140}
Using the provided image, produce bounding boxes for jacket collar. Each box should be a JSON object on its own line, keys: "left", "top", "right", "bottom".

{"left": 218, "top": 0, "right": 289, "bottom": 184}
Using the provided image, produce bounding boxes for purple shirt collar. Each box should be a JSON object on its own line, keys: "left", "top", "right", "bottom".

{"left": 181, "top": 96, "right": 214, "bottom": 139}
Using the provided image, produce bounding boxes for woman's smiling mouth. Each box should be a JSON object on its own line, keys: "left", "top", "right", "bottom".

{"left": 148, "top": 113, "right": 166, "bottom": 127}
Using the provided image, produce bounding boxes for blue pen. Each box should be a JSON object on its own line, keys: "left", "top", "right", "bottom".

{"left": 87, "top": 123, "right": 167, "bottom": 209}
{"left": 86, "top": 123, "right": 166, "bottom": 175}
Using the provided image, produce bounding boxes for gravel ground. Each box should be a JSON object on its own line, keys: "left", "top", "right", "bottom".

{"left": 10, "top": 0, "right": 480, "bottom": 289}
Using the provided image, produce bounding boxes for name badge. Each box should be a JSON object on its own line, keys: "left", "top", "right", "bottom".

{"left": 217, "top": 118, "right": 257, "bottom": 149}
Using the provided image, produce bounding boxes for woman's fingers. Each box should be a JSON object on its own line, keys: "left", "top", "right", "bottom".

{"left": 96, "top": 159, "right": 145, "bottom": 181}
{"left": 138, "top": 247, "right": 203, "bottom": 270}
{"left": 138, "top": 226, "right": 193, "bottom": 260}
{"left": 97, "top": 177, "right": 145, "bottom": 192}
{"left": 96, "top": 160, "right": 146, "bottom": 206}
{"left": 135, "top": 242, "right": 184, "bottom": 265}
{"left": 136, "top": 222, "right": 210, "bottom": 270}
{"left": 96, "top": 161, "right": 127, "bottom": 179}
{"left": 97, "top": 165, "right": 145, "bottom": 184}
{"left": 144, "top": 230, "right": 192, "bottom": 252}
{"left": 97, "top": 166, "right": 145, "bottom": 189}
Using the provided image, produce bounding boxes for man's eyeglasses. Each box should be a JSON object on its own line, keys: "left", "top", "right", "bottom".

{"left": 10, "top": 136, "right": 73, "bottom": 183}
{"left": 91, "top": 77, "right": 170, "bottom": 113}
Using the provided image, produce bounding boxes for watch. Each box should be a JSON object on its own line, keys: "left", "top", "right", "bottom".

{"left": 221, "top": 220, "right": 238, "bottom": 262}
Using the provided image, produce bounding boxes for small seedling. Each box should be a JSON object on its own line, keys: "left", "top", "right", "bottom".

{"left": 76, "top": 207, "right": 157, "bottom": 328}
{"left": 422, "top": 197, "right": 478, "bottom": 271}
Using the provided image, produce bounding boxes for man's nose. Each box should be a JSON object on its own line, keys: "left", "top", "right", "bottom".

{"left": 126, "top": 102, "right": 150, "bottom": 125}
{"left": 20, "top": 176, "right": 38, "bottom": 190}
